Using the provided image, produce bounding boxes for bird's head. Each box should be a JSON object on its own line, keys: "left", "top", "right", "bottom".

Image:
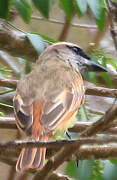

{"left": 38, "top": 42, "right": 107, "bottom": 73}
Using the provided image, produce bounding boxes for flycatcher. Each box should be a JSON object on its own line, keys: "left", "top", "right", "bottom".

{"left": 13, "top": 42, "right": 107, "bottom": 171}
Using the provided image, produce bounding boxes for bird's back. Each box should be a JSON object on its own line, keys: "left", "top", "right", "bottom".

{"left": 17, "top": 59, "right": 84, "bottom": 105}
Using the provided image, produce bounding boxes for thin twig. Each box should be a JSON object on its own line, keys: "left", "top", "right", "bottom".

{"left": 0, "top": 51, "right": 21, "bottom": 75}
{"left": 106, "top": 0, "right": 117, "bottom": 52}
{"left": 1, "top": 116, "right": 117, "bottom": 135}
{"left": 58, "top": 17, "right": 71, "bottom": 41}
{"left": 2, "top": 144, "right": 117, "bottom": 164}
{"left": 1, "top": 136, "right": 117, "bottom": 150}
{"left": 86, "top": 15, "right": 109, "bottom": 52}
{"left": 78, "top": 145, "right": 117, "bottom": 160}
{"left": 0, "top": 77, "right": 17, "bottom": 88}
{"left": 31, "top": 15, "right": 97, "bottom": 29}
{"left": 85, "top": 85, "right": 117, "bottom": 98}
{"left": 7, "top": 166, "right": 16, "bottom": 180}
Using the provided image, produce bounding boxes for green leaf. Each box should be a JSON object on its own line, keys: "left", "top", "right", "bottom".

{"left": 0, "top": 0, "right": 10, "bottom": 19}
{"left": 101, "top": 72, "right": 114, "bottom": 88}
{"left": 77, "top": 160, "right": 94, "bottom": 180}
{"left": 0, "top": 102, "right": 13, "bottom": 109}
{"left": 25, "top": 60, "right": 31, "bottom": 74}
{"left": 87, "top": 72, "right": 98, "bottom": 85}
{"left": 87, "top": 0, "right": 106, "bottom": 30}
{"left": 27, "top": 33, "right": 45, "bottom": 54}
{"left": 87, "top": 0, "right": 102, "bottom": 19}
{"left": 75, "top": 0, "right": 87, "bottom": 15}
{"left": 90, "top": 160, "right": 104, "bottom": 180}
{"left": 32, "top": 32, "right": 58, "bottom": 43}
{"left": 96, "top": 0, "right": 106, "bottom": 31}
{"left": 59, "top": 0, "right": 74, "bottom": 20}
{"left": 77, "top": 105, "right": 88, "bottom": 121}
{"left": 65, "top": 160, "right": 77, "bottom": 179}
{"left": 14, "top": 0, "right": 31, "bottom": 23}
{"left": 103, "top": 56, "right": 117, "bottom": 70}
{"left": 110, "top": 159, "right": 117, "bottom": 165}
{"left": 102, "top": 160, "right": 117, "bottom": 180}
{"left": 33, "top": 0, "right": 56, "bottom": 18}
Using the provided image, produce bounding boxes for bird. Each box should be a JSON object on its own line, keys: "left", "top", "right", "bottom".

{"left": 13, "top": 42, "right": 107, "bottom": 172}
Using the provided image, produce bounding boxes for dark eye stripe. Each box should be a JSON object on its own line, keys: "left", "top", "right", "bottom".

{"left": 66, "top": 45, "right": 91, "bottom": 60}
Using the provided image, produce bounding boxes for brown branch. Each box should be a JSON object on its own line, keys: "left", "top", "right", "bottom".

{"left": 2, "top": 144, "right": 117, "bottom": 165}
{"left": 0, "top": 77, "right": 17, "bottom": 88}
{"left": 85, "top": 85, "right": 117, "bottom": 98}
{"left": 0, "top": 117, "right": 16, "bottom": 129}
{"left": 1, "top": 77, "right": 117, "bottom": 98}
{"left": 1, "top": 158, "right": 15, "bottom": 167}
{"left": 1, "top": 136, "right": 117, "bottom": 151}
{"left": 1, "top": 116, "right": 117, "bottom": 135}
{"left": 46, "top": 173, "right": 73, "bottom": 180}
{"left": 78, "top": 145, "right": 117, "bottom": 160}
{"left": 0, "top": 20, "right": 38, "bottom": 61}
{"left": 7, "top": 166, "right": 16, "bottom": 180}
{"left": 69, "top": 121, "right": 117, "bottom": 134}
{"left": 17, "top": 173, "right": 29, "bottom": 180}
{"left": 0, "top": 51, "right": 21, "bottom": 75}
{"left": 47, "top": 145, "right": 117, "bottom": 160}
{"left": 58, "top": 17, "right": 71, "bottom": 41}
{"left": 31, "top": 15, "right": 97, "bottom": 29}
{"left": 86, "top": 15, "right": 109, "bottom": 53}
{"left": 81, "top": 104, "right": 117, "bottom": 137}
{"left": 33, "top": 104, "right": 117, "bottom": 180}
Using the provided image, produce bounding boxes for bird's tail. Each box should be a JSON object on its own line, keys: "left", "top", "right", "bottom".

{"left": 16, "top": 136, "right": 48, "bottom": 172}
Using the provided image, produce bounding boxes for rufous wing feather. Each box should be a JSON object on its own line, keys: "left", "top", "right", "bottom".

{"left": 16, "top": 102, "right": 48, "bottom": 172}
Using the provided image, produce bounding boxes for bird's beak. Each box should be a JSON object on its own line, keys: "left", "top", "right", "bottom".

{"left": 86, "top": 60, "right": 107, "bottom": 72}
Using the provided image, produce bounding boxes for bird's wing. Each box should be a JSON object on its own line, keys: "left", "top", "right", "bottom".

{"left": 13, "top": 74, "right": 84, "bottom": 136}
{"left": 13, "top": 93, "right": 33, "bottom": 135}
{"left": 40, "top": 79, "right": 85, "bottom": 133}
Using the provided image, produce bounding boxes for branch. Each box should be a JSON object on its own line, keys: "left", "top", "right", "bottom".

{"left": 0, "top": 77, "right": 17, "bottom": 88}
{"left": 106, "top": 0, "right": 117, "bottom": 53}
{"left": 1, "top": 77, "right": 117, "bottom": 98}
{"left": 85, "top": 85, "right": 117, "bottom": 98}
{"left": 46, "top": 173, "right": 73, "bottom": 180}
{"left": 69, "top": 121, "right": 117, "bottom": 134}
{"left": 0, "top": 116, "right": 16, "bottom": 129}
{"left": 1, "top": 136, "right": 117, "bottom": 151}
{"left": 81, "top": 104, "right": 117, "bottom": 137}
{"left": 31, "top": 15, "right": 97, "bottom": 29}
{"left": 0, "top": 20, "right": 38, "bottom": 61}
{"left": 1, "top": 116, "right": 117, "bottom": 135}
{"left": 58, "top": 17, "right": 72, "bottom": 41}
{"left": 0, "top": 51, "right": 21, "bottom": 75}
{"left": 86, "top": 15, "right": 109, "bottom": 52}
{"left": 2, "top": 144, "right": 117, "bottom": 165}
{"left": 79, "top": 145, "right": 117, "bottom": 160}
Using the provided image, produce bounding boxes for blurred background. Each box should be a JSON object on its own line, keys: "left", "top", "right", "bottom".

{"left": 0, "top": 0, "right": 117, "bottom": 180}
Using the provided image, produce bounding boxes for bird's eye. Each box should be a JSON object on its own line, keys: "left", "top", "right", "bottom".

{"left": 71, "top": 46, "right": 80, "bottom": 54}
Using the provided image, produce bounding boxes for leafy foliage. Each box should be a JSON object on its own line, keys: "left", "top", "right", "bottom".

{"left": 75, "top": 0, "right": 88, "bottom": 15}
{"left": 27, "top": 33, "right": 45, "bottom": 54}
{"left": 59, "top": 0, "right": 75, "bottom": 20}
{"left": 0, "top": 0, "right": 106, "bottom": 30}
{"left": 0, "top": 0, "right": 10, "bottom": 19}
{"left": 14, "top": 0, "right": 32, "bottom": 23}
{"left": 33, "top": 0, "right": 56, "bottom": 18}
